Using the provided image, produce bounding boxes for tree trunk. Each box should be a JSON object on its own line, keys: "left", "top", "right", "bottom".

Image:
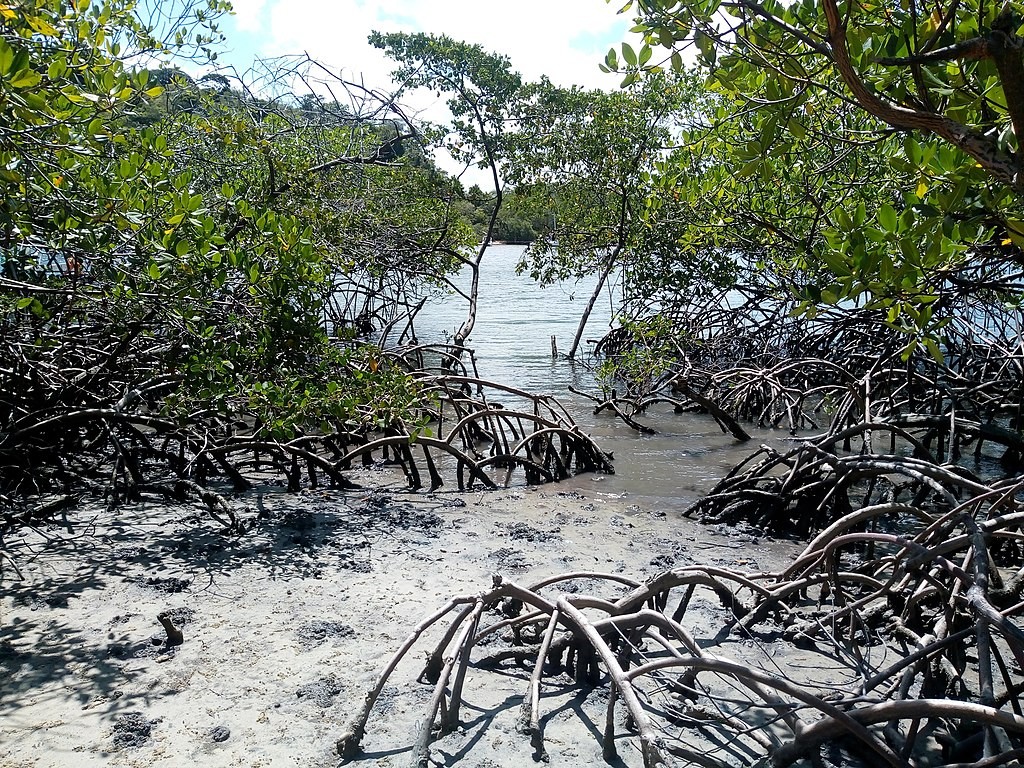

{"left": 566, "top": 248, "right": 618, "bottom": 359}
{"left": 454, "top": 138, "right": 502, "bottom": 349}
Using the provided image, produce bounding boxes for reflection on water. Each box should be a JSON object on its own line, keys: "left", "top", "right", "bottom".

{"left": 413, "top": 245, "right": 786, "bottom": 512}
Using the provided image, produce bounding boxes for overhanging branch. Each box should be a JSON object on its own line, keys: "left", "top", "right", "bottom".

{"left": 820, "top": 0, "right": 1024, "bottom": 190}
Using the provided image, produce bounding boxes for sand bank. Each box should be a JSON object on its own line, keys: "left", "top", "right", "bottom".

{"left": 1, "top": 468, "right": 794, "bottom": 767}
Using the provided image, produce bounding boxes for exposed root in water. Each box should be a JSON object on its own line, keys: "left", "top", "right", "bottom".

{"left": 589, "top": 276, "right": 1024, "bottom": 472}
{"left": 0, "top": 297, "right": 611, "bottom": 536}
{"left": 332, "top": 368, "right": 614, "bottom": 493}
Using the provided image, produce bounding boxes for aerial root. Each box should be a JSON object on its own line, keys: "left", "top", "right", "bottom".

{"left": 589, "top": 277, "right": 1024, "bottom": 481}
{"left": 338, "top": 483, "right": 1024, "bottom": 766}
{"left": 1, "top": 305, "right": 611, "bottom": 535}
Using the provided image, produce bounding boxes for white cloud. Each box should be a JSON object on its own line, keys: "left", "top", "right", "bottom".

{"left": 235, "top": 0, "right": 634, "bottom": 90}
{"left": 228, "top": 0, "right": 269, "bottom": 34}
{"left": 219, "top": 1, "right": 642, "bottom": 185}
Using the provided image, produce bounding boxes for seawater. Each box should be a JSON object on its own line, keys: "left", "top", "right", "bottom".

{"left": 413, "top": 244, "right": 785, "bottom": 513}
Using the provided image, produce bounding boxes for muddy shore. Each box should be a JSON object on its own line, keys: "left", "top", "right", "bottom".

{"left": 1, "top": 467, "right": 797, "bottom": 767}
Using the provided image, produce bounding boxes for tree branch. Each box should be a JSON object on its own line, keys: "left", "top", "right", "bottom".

{"left": 875, "top": 35, "right": 991, "bottom": 65}
{"left": 820, "top": 0, "right": 1023, "bottom": 190}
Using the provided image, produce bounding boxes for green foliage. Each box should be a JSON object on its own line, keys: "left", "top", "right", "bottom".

{"left": 169, "top": 344, "right": 424, "bottom": 439}
{"left": 509, "top": 72, "right": 731, "bottom": 291}
{"left": 609, "top": 0, "right": 1024, "bottom": 336}
{"left": 0, "top": 1, "right": 475, "bottom": 441}
{"left": 370, "top": 31, "right": 528, "bottom": 344}
{"left": 369, "top": 32, "right": 523, "bottom": 174}
{"left": 595, "top": 317, "right": 676, "bottom": 397}
{"left": 0, "top": 0, "right": 220, "bottom": 277}
{"left": 133, "top": 80, "right": 473, "bottom": 433}
{"left": 454, "top": 184, "right": 550, "bottom": 243}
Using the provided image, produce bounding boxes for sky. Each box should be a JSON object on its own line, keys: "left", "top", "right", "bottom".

{"left": 209, "top": 1, "right": 640, "bottom": 183}
{"left": 219, "top": 0, "right": 635, "bottom": 91}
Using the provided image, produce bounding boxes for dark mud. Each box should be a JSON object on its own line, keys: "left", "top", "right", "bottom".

{"left": 141, "top": 575, "right": 191, "bottom": 593}
{"left": 489, "top": 547, "right": 530, "bottom": 571}
{"left": 495, "top": 521, "right": 559, "bottom": 542}
{"left": 110, "top": 712, "right": 159, "bottom": 749}
{"left": 1, "top": 470, "right": 803, "bottom": 768}
{"left": 295, "top": 620, "right": 355, "bottom": 650}
{"left": 295, "top": 673, "right": 343, "bottom": 708}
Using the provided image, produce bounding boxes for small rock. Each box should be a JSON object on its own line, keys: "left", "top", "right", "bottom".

{"left": 210, "top": 726, "right": 230, "bottom": 743}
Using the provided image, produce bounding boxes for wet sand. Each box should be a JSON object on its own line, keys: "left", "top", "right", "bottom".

{"left": 1, "top": 466, "right": 797, "bottom": 767}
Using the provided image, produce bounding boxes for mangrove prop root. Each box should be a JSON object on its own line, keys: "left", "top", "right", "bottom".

{"left": 517, "top": 608, "right": 560, "bottom": 762}
{"left": 0, "top": 298, "right": 612, "bottom": 536}
{"left": 588, "top": 273, "right": 1024, "bottom": 481}
{"left": 339, "top": 479, "right": 1024, "bottom": 766}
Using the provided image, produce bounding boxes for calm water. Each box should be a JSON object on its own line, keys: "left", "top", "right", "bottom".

{"left": 413, "top": 245, "right": 784, "bottom": 513}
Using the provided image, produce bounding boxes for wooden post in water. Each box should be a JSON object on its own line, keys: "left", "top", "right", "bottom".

{"left": 550, "top": 335, "right": 558, "bottom": 359}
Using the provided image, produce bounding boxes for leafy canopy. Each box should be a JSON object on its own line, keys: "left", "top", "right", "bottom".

{"left": 609, "top": 0, "right": 1024, "bottom": 332}
{"left": 1, "top": 1, "right": 480, "bottom": 439}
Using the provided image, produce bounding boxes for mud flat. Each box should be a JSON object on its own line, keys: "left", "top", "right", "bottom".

{"left": 0, "top": 467, "right": 796, "bottom": 768}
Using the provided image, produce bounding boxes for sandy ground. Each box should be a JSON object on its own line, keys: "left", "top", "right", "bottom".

{"left": 1, "top": 467, "right": 799, "bottom": 768}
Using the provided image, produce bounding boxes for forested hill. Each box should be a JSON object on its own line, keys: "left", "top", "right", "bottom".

{"left": 121, "top": 67, "right": 556, "bottom": 245}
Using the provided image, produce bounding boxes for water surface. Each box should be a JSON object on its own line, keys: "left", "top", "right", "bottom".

{"left": 414, "top": 245, "right": 785, "bottom": 512}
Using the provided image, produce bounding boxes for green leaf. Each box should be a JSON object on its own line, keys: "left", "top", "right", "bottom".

{"left": 820, "top": 249, "right": 852, "bottom": 276}
{"left": 737, "top": 159, "right": 760, "bottom": 178}
{"left": 47, "top": 58, "right": 66, "bottom": 80}
{"left": 21, "top": 91, "right": 48, "bottom": 110}
{"left": 0, "top": 39, "right": 14, "bottom": 77}
{"left": 694, "top": 30, "right": 716, "bottom": 65}
{"left": 9, "top": 69, "right": 42, "bottom": 89}
{"left": 878, "top": 203, "right": 897, "bottom": 232}
{"left": 27, "top": 16, "right": 59, "bottom": 36}
{"left": 923, "top": 337, "right": 943, "bottom": 362}
{"left": 622, "top": 43, "right": 637, "bottom": 67}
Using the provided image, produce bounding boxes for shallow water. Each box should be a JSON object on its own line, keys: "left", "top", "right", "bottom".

{"left": 412, "top": 244, "right": 787, "bottom": 512}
